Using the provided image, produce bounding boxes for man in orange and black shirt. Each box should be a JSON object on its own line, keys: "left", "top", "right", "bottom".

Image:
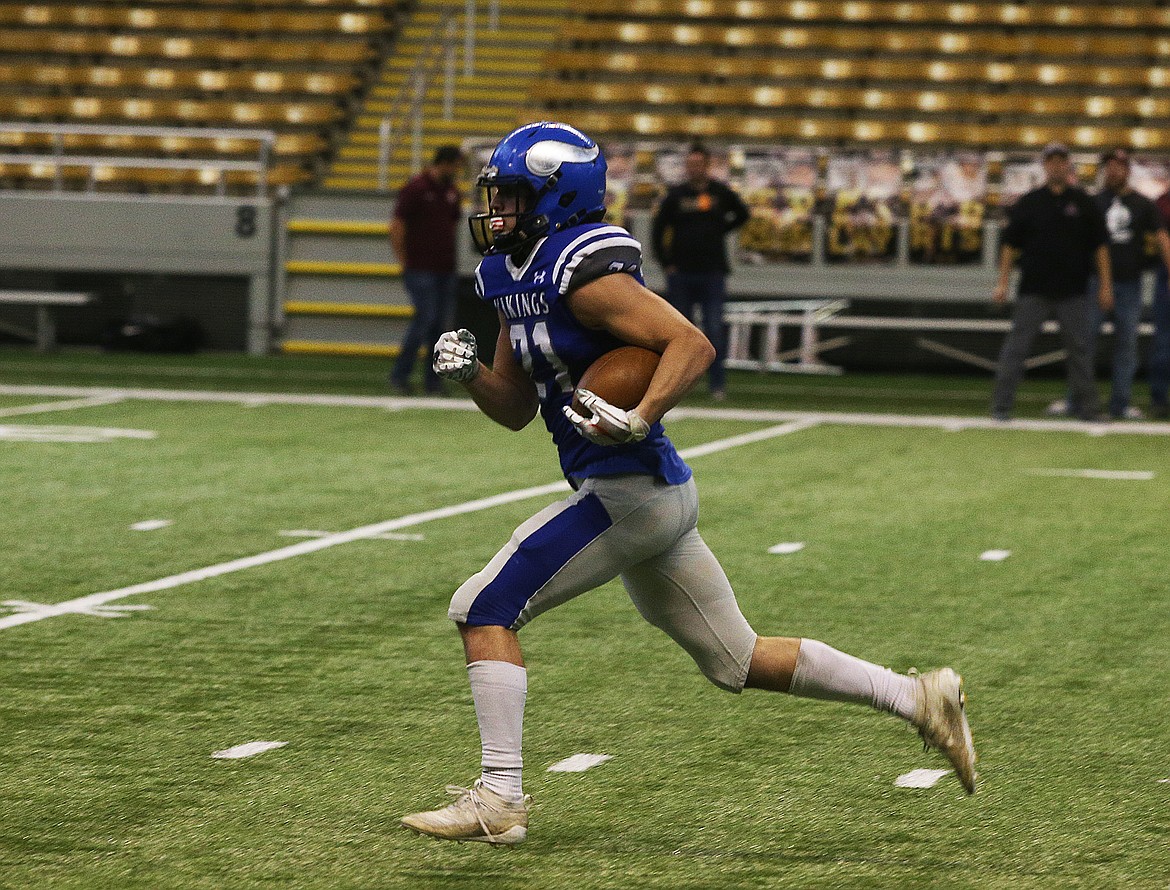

{"left": 651, "top": 143, "right": 750, "bottom": 401}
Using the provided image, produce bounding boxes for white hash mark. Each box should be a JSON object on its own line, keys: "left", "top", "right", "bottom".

{"left": 895, "top": 768, "right": 951, "bottom": 788}
{"left": 768, "top": 542, "right": 805, "bottom": 555}
{"left": 131, "top": 519, "right": 173, "bottom": 531}
{"left": 547, "top": 754, "right": 613, "bottom": 773}
{"left": 212, "top": 741, "right": 288, "bottom": 760}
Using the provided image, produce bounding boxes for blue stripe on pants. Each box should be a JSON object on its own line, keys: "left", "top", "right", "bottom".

{"left": 464, "top": 492, "right": 613, "bottom": 627}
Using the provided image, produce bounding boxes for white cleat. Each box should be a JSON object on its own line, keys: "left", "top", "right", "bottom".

{"left": 911, "top": 667, "right": 977, "bottom": 794}
{"left": 401, "top": 781, "right": 530, "bottom": 845}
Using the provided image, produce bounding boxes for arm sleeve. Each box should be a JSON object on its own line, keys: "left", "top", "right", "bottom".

{"left": 560, "top": 244, "right": 644, "bottom": 297}
{"left": 723, "top": 184, "right": 752, "bottom": 233}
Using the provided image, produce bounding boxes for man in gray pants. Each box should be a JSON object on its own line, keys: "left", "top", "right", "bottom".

{"left": 991, "top": 142, "right": 1112, "bottom": 421}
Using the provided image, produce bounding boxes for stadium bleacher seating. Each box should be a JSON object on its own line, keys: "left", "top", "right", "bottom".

{"left": 537, "top": 2, "right": 1170, "bottom": 149}
{"left": 586, "top": 1, "right": 1170, "bottom": 29}
{"left": 544, "top": 51, "right": 1170, "bottom": 91}
{"left": 0, "top": 0, "right": 402, "bottom": 191}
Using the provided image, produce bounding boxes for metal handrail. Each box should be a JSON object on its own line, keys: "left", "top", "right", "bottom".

{"left": 0, "top": 121, "right": 276, "bottom": 197}
{"left": 0, "top": 154, "right": 262, "bottom": 171}
{"left": 376, "top": 6, "right": 459, "bottom": 191}
{"left": 0, "top": 122, "right": 275, "bottom": 143}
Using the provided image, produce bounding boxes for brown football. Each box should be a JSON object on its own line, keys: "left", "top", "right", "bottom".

{"left": 573, "top": 346, "right": 660, "bottom": 412}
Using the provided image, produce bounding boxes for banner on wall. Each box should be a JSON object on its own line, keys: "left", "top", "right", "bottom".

{"left": 820, "top": 150, "right": 900, "bottom": 264}
{"left": 734, "top": 147, "right": 818, "bottom": 264}
{"left": 462, "top": 139, "right": 1170, "bottom": 266}
{"left": 907, "top": 152, "right": 987, "bottom": 265}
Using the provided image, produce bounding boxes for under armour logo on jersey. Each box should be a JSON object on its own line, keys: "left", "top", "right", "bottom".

{"left": 533, "top": 270, "right": 547, "bottom": 284}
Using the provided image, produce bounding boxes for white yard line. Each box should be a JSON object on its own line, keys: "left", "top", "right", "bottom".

{"left": 0, "top": 421, "right": 813, "bottom": 632}
{"left": 0, "top": 480, "right": 570, "bottom": 631}
{"left": 0, "top": 424, "right": 156, "bottom": 443}
{"left": 4, "top": 385, "right": 1169, "bottom": 434}
{"left": 278, "top": 529, "right": 425, "bottom": 541}
{"left": 0, "top": 394, "right": 124, "bottom": 418}
{"left": 675, "top": 418, "right": 819, "bottom": 457}
{"left": 0, "top": 359, "right": 375, "bottom": 382}
{"left": 0, "top": 384, "right": 473, "bottom": 413}
{"left": 4, "top": 380, "right": 1167, "bottom": 631}
{"left": 1025, "top": 468, "right": 1155, "bottom": 481}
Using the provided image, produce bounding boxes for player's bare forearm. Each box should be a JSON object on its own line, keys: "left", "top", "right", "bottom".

{"left": 635, "top": 326, "right": 714, "bottom": 424}
{"left": 464, "top": 369, "right": 539, "bottom": 431}
{"left": 567, "top": 273, "right": 714, "bottom": 425}
{"left": 463, "top": 323, "right": 539, "bottom": 431}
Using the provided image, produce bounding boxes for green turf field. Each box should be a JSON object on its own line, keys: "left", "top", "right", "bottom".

{"left": 2, "top": 352, "right": 1169, "bottom": 888}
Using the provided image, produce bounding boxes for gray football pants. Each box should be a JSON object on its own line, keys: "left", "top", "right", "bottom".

{"left": 991, "top": 292, "right": 1100, "bottom": 419}
{"left": 449, "top": 475, "right": 759, "bottom": 692}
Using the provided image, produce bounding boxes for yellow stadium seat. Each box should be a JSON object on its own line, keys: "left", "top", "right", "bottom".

{"left": 0, "top": 1, "right": 401, "bottom": 191}
{"left": 0, "top": 5, "right": 387, "bottom": 34}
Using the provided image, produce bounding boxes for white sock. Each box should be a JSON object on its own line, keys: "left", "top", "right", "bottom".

{"left": 467, "top": 660, "right": 527, "bottom": 801}
{"left": 787, "top": 639, "right": 919, "bottom": 721}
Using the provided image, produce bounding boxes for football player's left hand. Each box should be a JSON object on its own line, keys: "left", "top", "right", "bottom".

{"left": 562, "top": 389, "right": 650, "bottom": 446}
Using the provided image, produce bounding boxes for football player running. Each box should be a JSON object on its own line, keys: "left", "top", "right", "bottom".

{"left": 402, "top": 122, "right": 977, "bottom": 845}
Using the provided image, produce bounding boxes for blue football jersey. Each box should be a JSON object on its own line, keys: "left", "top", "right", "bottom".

{"left": 474, "top": 223, "right": 692, "bottom": 485}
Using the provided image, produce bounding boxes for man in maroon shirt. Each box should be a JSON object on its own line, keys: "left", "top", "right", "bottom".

{"left": 389, "top": 144, "right": 465, "bottom": 395}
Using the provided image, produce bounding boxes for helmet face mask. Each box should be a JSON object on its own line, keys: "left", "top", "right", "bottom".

{"left": 469, "top": 176, "right": 540, "bottom": 255}
{"left": 468, "top": 122, "right": 608, "bottom": 256}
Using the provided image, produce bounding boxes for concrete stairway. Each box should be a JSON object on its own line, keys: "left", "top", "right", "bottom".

{"left": 282, "top": 1, "right": 572, "bottom": 356}
{"left": 279, "top": 190, "right": 408, "bottom": 356}
{"left": 326, "top": 0, "right": 571, "bottom": 191}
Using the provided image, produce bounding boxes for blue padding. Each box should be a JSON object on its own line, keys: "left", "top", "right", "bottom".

{"left": 465, "top": 493, "right": 613, "bottom": 627}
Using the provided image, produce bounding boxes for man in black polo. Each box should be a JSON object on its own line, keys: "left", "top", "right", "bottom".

{"left": 1084, "top": 149, "right": 1170, "bottom": 419}
{"left": 990, "top": 142, "right": 1112, "bottom": 421}
{"left": 651, "top": 142, "right": 750, "bottom": 401}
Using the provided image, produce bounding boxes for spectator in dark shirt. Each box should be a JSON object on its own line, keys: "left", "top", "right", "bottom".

{"left": 1073, "top": 149, "right": 1170, "bottom": 419}
{"left": 389, "top": 144, "right": 465, "bottom": 395}
{"left": 1151, "top": 188, "right": 1170, "bottom": 418}
{"left": 991, "top": 142, "right": 1112, "bottom": 421}
{"left": 651, "top": 143, "right": 750, "bottom": 400}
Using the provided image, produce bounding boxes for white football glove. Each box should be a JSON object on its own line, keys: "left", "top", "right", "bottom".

{"left": 433, "top": 328, "right": 480, "bottom": 382}
{"left": 562, "top": 388, "right": 650, "bottom": 446}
